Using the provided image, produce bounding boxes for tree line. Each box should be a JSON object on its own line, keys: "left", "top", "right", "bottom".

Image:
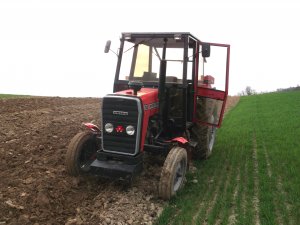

{"left": 238, "top": 85, "right": 300, "bottom": 96}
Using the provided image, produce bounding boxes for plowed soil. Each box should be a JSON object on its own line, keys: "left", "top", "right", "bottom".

{"left": 0, "top": 96, "right": 239, "bottom": 225}
{"left": 224, "top": 96, "right": 240, "bottom": 116}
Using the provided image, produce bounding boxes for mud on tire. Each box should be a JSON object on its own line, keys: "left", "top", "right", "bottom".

{"left": 192, "top": 96, "right": 217, "bottom": 160}
{"left": 65, "top": 131, "right": 99, "bottom": 176}
{"left": 191, "top": 123, "right": 216, "bottom": 160}
{"left": 158, "top": 147, "right": 187, "bottom": 200}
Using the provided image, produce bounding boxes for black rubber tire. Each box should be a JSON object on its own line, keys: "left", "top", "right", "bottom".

{"left": 65, "top": 131, "right": 99, "bottom": 176}
{"left": 191, "top": 122, "right": 216, "bottom": 160}
{"left": 193, "top": 96, "right": 217, "bottom": 160}
{"left": 158, "top": 147, "right": 187, "bottom": 200}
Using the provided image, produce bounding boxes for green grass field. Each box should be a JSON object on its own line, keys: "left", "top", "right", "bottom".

{"left": 156, "top": 90, "right": 300, "bottom": 225}
{"left": 0, "top": 94, "right": 29, "bottom": 99}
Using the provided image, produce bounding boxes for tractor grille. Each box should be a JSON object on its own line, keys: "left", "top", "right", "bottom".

{"left": 102, "top": 96, "right": 142, "bottom": 155}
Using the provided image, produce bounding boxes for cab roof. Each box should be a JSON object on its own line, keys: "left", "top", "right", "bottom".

{"left": 121, "top": 32, "right": 201, "bottom": 48}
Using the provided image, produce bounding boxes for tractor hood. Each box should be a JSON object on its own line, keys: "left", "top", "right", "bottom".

{"left": 114, "top": 88, "right": 159, "bottom": 108}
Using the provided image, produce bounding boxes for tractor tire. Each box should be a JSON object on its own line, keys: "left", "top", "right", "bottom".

{"left": 65, "top": 131, "right": 99, "bottom": 176}
{"left": 191, "top": 120, "right": 216, "bottom": 160}
{"left": 158, "top": 146, "right": 187, "bottom": 200}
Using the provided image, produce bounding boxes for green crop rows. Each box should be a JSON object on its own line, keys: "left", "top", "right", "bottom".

{"left": 0, "top": 94, "right": 28, "bottom": 99}
{"left": 156, "top": 90, "right": 300, "bottom": 225}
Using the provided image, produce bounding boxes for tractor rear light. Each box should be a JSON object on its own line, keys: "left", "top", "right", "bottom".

{"left": 104, "top": 123, "right": 114, "bottom": 133}
{"left": 126, "top": 125, "right": 135, "bottom": 135}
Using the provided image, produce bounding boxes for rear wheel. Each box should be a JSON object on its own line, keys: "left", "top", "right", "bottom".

{"left": 191, "top": 117, "right": 216, "bottom": 160}
{"left": 158, "top": 147, "right": 187, "bottom": 200}
{"left": 65, "top": 131, "right": 99, "bottom": 176}
{"left": 193, "top": 96, "right": 218, "bottom": 159}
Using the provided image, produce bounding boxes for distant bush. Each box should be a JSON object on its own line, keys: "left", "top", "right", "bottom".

{"left": 238, "top": 86, "right": 256, "bottom": 96}
{"left": 276, "top": 85, "right": 300, "bottom": 92}
{"left": 238, "top": 85, "right": 300, "bottom": 96}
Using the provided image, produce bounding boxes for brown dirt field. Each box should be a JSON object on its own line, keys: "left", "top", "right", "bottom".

{"left": 224, "top": 96, "right": 240, "bottom": 116}
{"left": 0, "top": 97, "right": 164, "bottom": 225}
{"left": 0, "top": 96, "right": 239, "bottom": 225}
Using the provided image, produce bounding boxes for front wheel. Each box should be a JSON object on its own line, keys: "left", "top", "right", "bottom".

{"left": 65, "top": 131, "right": 99, "bottom": 176}
{"left": 158, "top": 147, "right": 188, "bottom": 200}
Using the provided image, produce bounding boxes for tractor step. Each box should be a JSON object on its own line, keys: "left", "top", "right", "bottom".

{"left": 90, "top": 159, "right": 143, "bottom": 179}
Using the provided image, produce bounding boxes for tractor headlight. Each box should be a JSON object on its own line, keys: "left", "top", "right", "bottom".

{"left": 126, "top": 125, "right": 135, "bottom": 135}
{"left": 104, "top": 123, "right": 114, "bottom": 133}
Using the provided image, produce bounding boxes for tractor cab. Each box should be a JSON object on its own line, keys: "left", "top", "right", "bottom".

{"left": 66, "top": 32, "right": 230, "bottom": 200}
{"left": 111, "top": 33, "right": 229, "bottom": 129}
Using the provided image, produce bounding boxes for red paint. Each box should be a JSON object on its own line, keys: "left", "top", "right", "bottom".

{"left": 172, "top": 137, "right": 188, "bottom": 144}
{"left": 83, "top": 123, "right": 100, "bottom": 133}
{"left": 197, "top": 87, "right": 226, "bottom": 100}
{"left": 115, "top": 125, "right": 124, "bottom": 133}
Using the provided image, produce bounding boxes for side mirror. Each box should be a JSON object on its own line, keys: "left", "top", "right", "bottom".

{"left": 202, "top": 43, "right": 210, "bottom": 58}
{"left": 104, "top": 40, "right": 111, "bottom": 53}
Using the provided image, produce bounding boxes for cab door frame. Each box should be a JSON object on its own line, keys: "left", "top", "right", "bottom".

{"left": 193, "top": 42, "right": 230, "bottom": 128}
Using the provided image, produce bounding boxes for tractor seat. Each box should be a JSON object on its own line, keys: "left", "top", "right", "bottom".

{"left": 142, "top": 72, "right": 157, "bottom": 81}
{"left": 166, "top": 76, "right": 178, "bottom": 83}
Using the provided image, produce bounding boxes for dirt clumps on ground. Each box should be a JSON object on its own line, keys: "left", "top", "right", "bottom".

{"left": 0, "top": 96, "right": 239, "bottom": 225}
{"left": 224, "top": 96, "right": 240, "bottom": 115}
{"left": 0, "top": 97, "right": 164, "bottom": 225}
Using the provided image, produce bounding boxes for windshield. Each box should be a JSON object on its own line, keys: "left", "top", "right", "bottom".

{"left": 119, "top": 38, "right": 185, "bottom": 84}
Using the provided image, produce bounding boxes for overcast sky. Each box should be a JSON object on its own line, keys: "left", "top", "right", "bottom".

{"left": 1, "top": 0, "right": 299, "bottom": 97}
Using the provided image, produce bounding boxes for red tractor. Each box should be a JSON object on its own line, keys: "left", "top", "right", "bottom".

{"left": 65, "top": 32, "right": 230, "bottom": 200}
